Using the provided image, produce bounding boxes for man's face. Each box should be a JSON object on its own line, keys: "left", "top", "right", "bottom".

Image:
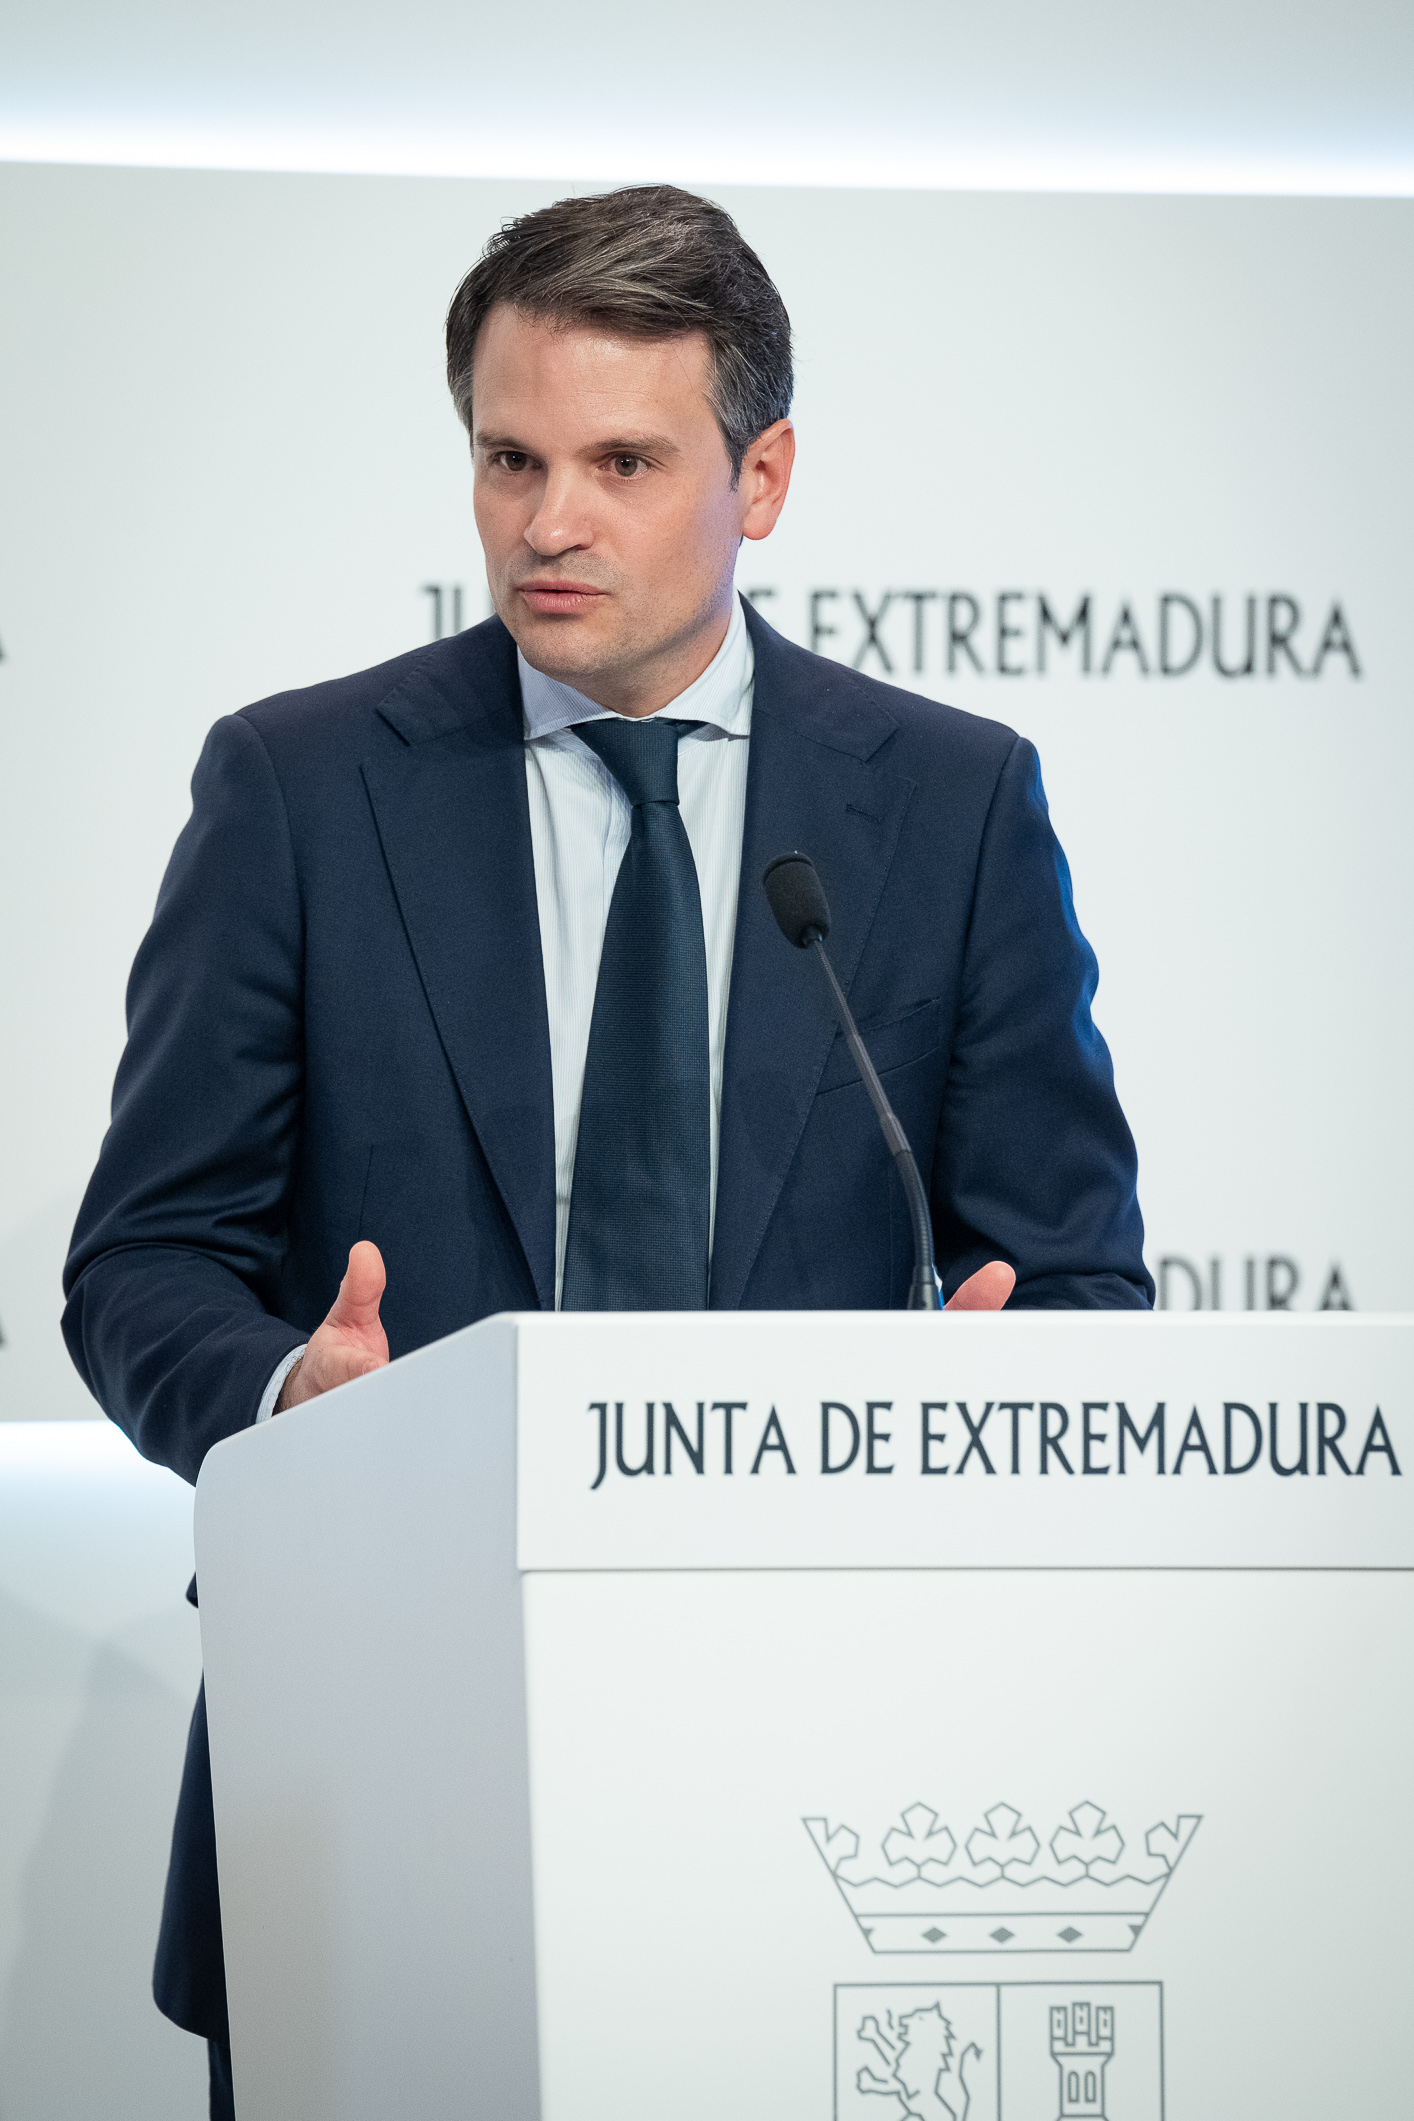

{"left": 471, "top": 303, "right": 793, "bottom": 715}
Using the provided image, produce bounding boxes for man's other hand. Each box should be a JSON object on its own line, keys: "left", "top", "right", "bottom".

{"left": 945, "top": 1261, "right": 1016, "bottom": 1310}
{"left": 276, "top": 1241, "right": 389, "bottom": 1410}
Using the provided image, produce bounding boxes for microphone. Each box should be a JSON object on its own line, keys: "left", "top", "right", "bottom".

{"left": 763, "top": 851, "right": 942, "bottom": 1312}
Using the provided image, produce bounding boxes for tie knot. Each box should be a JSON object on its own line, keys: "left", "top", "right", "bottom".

{"left": 575, "top": 716, "right": 689, "bottom": 808}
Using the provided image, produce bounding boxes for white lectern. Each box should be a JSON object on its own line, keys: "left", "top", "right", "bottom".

{"left": 195, "top": 1312, "right": 1414, "bottom": 2120}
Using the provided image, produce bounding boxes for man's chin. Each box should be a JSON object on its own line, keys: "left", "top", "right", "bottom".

{"left": 511, "top": 612, "right": 624, "bottom": 692}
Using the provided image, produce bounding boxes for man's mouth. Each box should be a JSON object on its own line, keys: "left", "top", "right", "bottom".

{"left": 516, "top": 581, "right": 608, "bottom": 616}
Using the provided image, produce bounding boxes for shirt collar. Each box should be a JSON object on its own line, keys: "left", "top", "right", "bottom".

{"left": 518, "top": 590, "right": 753, "bottom": 742}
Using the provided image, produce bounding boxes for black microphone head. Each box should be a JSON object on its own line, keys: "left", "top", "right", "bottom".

{"left": 763, "top": 851, "right": 831, "bottom": 948}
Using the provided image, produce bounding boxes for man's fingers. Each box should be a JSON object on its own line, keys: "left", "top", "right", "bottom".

{"left": 275, "top": 1243, "right": 390, "bottom": 1412}
{"left": 326, "top": 1240, "right": 386, "bottom": 1331}
{"left": 945, "top": 1260, "right": 1016, "bottom": 1311}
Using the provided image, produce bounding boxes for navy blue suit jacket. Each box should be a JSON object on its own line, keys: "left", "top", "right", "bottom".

{"left": 63, "top": 603, "right": 1150, "bottom": 2036}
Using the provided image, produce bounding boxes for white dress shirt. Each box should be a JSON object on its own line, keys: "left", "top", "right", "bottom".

{"left": 258, "top": 592, "right": 754, "bottom": 1416}
{"left": 520, "top": 591, "right": 754, "bottom": 1305}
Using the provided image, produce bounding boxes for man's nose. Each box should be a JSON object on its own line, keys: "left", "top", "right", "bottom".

{"left": 523, "top": 467, "right": 594, "bottom": 556}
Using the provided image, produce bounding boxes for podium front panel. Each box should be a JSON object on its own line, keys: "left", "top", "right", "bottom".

{"left": 512, "top": 1314, "right": 1411, "bottom": 2117}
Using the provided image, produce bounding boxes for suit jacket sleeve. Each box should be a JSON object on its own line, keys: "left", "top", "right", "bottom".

{"left": 63, "top": 713, "right": 310, "bottom": 1483}
{"left": 930, "top": 734, "right": 1152, "bottom": 1309}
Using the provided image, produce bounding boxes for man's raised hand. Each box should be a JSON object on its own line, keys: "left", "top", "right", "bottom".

{"left": 945, "top": 1260, "right": 1016, "bottom": 1311}
{"left": 276, "top": 1240, "right": 390, "bottom": 1411}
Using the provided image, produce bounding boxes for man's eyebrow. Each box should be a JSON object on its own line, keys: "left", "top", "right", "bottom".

{"left": 472, "top": 428, "right": 682, "bottom": 458}
{"left": 593, "top": 432, "right": 681, "bottom": 458}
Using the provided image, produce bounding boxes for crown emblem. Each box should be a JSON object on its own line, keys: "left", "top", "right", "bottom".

{"left": 805, "top": 1799, "right": 1199, "bottom": 1953}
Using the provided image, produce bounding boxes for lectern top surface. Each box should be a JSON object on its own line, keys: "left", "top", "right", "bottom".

{"left": 195, "top": 1311, "right": 1411, "bottom": 1575}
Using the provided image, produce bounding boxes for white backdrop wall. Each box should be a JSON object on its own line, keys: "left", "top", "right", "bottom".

{"left": 5, "top": 0, "right": 1412, "bottom": 192}
{"left": 1, "top": 165, "right": 1410, "bottom": 1426}
{"left": 0, "top": 1424, "right": 202, "bottom": 2115}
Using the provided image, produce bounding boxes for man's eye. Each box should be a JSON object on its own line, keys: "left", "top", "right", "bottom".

{"left": 497, "top": 452, "right": 529, "bottom": 470}
{"left": 612, "top": 455, "right": 643, "bottom": 478}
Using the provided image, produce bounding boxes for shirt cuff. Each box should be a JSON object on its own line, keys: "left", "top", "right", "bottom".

{"left": 257, "top": 1345, "right": 308, "bottom": 1424}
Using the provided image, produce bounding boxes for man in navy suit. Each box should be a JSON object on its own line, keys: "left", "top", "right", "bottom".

{"left": 64, "top": 185, "right": 1149, "bottom": 2115}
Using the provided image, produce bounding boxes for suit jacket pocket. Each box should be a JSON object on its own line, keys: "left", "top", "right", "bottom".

{"left": 815, "top": 997, "right": 942, "bottom": 1095}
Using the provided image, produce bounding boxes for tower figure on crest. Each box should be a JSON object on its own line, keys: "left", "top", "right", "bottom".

{"left": 1050, "top": 2001, "right": 1114, "bottom": 2119}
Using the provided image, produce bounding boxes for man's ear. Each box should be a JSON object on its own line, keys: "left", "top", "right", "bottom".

{"left": 740, "top": 420, "right": 795, "bottom": 542}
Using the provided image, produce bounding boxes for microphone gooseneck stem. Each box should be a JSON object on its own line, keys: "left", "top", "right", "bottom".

{"left": 808, "top": 935, "right": 942, "bottom": 1312}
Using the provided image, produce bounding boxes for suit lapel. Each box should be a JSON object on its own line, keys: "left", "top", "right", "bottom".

{"left": 361, "top": 621, "right": 556, "bottom": 1309}
{"left": 710, "top": 609, "right": 916, "bottom": 1309}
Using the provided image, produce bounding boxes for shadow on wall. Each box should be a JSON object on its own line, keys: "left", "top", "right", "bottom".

{"left": 0, "top": 1192, "right": 95, "bottom": 1423}
{"left": 0, "top": 1592, "right": 207, "bottom": 2120}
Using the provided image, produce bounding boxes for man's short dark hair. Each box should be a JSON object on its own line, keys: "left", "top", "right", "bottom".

{"left": 445, "top": 185, "right": 793, "bottom": 481}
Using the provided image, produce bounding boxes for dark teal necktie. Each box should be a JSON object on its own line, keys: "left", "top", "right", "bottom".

{"left": 561, "top": 716, "right": 711, "bottom": 1311}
